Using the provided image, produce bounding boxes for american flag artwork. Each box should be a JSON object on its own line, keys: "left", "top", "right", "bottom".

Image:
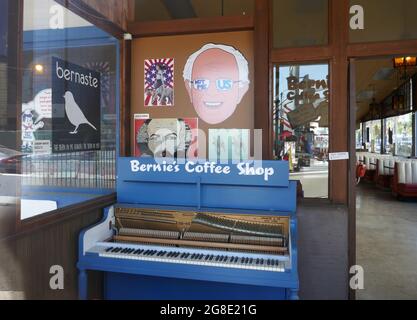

{"left": 144, "top": 58, "right": 175, "bottom": 107}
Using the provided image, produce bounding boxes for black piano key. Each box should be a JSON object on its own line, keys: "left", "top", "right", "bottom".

{"left": 105, "top": 247, "right": 114, "bottom": 252}
{"left": 256, "top": 258, "right": 260, "bottom": 265}
{"left": 260, "top": 259, "right": 264, "bottom": 265}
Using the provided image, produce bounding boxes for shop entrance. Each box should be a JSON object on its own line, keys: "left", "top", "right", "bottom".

{"left": 351, "top": 55, "right": 417, "bottom": 299}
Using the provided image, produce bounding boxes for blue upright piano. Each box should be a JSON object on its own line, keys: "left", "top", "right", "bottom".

{"left": 77, "top": 158, "right": 299, "bottom": 300}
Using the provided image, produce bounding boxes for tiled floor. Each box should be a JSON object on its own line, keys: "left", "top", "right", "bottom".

{"left": 356, "top": 183, "right": 417, "bottom": 300}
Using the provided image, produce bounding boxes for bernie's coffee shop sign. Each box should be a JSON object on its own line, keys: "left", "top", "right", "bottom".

{"left": 52, "top": 57, "right": 101, "bottom": 153}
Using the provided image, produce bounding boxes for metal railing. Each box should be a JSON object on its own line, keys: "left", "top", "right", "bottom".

{"left": 21, "top": 150, "right": 116, "bottom": 190}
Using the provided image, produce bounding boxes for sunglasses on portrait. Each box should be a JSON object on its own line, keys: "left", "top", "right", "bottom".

{"left": 190, "top": 79, "right": 242, "bottom": 91}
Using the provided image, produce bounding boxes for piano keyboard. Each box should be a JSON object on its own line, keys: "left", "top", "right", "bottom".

{"left": 89, "top": 242, "right": 288, "bottom": 272}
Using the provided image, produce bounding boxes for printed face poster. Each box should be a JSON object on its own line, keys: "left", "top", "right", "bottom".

{"left": 135, "top": 118, "right": 198, "bottom": 160}
{"left": 183, "top": 44, "right": 250, "bottom": 125}
{"left": 144, "top": 58, "right": 174, "bottom": 107}
{"left": 209, "top": 129, "right": 250, "bottom": 163}
{"left": 52, "top": 57, "right": 101, "bottom": 153}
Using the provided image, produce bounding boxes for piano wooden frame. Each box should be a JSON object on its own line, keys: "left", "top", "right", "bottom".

{"left": 78, "top": 158, "right": 299, "bottom": 300}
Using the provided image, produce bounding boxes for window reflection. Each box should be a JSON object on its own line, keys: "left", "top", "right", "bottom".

{"left": 273, "top": 63, "right": 329, "bottom": 198}
{"left": 20, "top": 0, "right": 118, "bottom": 220}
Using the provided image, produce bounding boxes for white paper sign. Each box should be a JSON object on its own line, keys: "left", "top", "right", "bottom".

{"left": 329, "top": 152, "right": 350, "bottom": 161}
{"left": 33, "top": 140, "right": 52, "bottom": 155}
{"left": 134, "top": 114, "right": 150, "bottom": 120}
{"left": 22, "top": 89, "right": 52, "bottom": 123}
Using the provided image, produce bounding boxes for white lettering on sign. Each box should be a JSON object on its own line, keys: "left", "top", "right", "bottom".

{"left": 185, "top": 162, "right": 231, "bottom": 175}
{"left": 130, "top": 160, "right": 276, "bottom": 182}
{"left": 55, "top": 60, "right": 99, "bottom": 88}
{"left": 350, "top": 5, "right": 364, "bottom": 30}
{"left": 329, "top": 152, "right": 350, "bottom": 161}
{"left": 237, "top": 163, "right": 274, "bottom": 182}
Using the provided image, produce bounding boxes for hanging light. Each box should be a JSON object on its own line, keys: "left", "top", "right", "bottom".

{"left": 393, "top": 56, "right": 417, "bottom": 81}
{"left": 393, "top": 56, "right": 417, "bottom": 68}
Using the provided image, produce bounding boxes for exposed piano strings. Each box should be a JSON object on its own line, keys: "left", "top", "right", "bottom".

{"left": 112, "top": 235, "right": 287, "bottom": 254}
{"left": 113, "top": 208, "right": 290, "bottom": 255}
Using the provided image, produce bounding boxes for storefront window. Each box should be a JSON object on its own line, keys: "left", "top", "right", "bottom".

{"left": 356, "top": 123, "right": 363, "bottom": 149}
{"left": 350, "top": 0, "right": 417, "bottom": 43}
{"left": 133, "top": 0, "right": 254, "bottom": 22}
{"left": 370, "top": 119, "right": 382, "bottom": 153}
{"left": 19, "top": 0, "right": 118, "bottom": 219}
{"left": 273, "top": 63, "right": 329, "bottom": 198}
{"left": 384, "top": 113, "right": 413, "bottom": 157}
{"left": 272, "top": 0, "right": 329, "bottom": 48}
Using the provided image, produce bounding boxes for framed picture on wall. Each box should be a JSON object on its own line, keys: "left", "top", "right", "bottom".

{"left": 144, "top": 58, "right": 175, "bottom": 107}
{"left": 134, "top": 118, "right": 198, "bottom": 159}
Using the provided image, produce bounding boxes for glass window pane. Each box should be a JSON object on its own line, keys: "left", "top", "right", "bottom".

{"left": 384, "top": 113, "right": 413, "bottom": 157}
{"left": 273, "top": 63, "right": 329, "bottom": 198}
{"left": 350, "top": 0, "right": 417, "bottom": 43}
{"left": 134, "top": 0, "right": 254, "bottom": 22}
{"left": 272, "top": 0, "right": 329, "bottom": 48}
{"left": 20, "top": 0, "right": 118, "bottom": 219}
{"left": 356, "top": 123, "right": 363, "bottom": 149}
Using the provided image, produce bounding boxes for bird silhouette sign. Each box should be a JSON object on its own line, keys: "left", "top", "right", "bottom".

{"left": 63, "top": 91, "right": 97, "bottom": 134}
{"left": 52, "top": 57, "right": 101, "bottom": 153}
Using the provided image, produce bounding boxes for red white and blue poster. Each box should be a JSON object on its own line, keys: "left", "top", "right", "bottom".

{"left": 144, "top": 58, "right": 174, "bottom": 107}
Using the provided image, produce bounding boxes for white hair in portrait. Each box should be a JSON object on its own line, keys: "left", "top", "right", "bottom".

{"left": 183, "top": 43, "right": 250, "bottom": 88}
